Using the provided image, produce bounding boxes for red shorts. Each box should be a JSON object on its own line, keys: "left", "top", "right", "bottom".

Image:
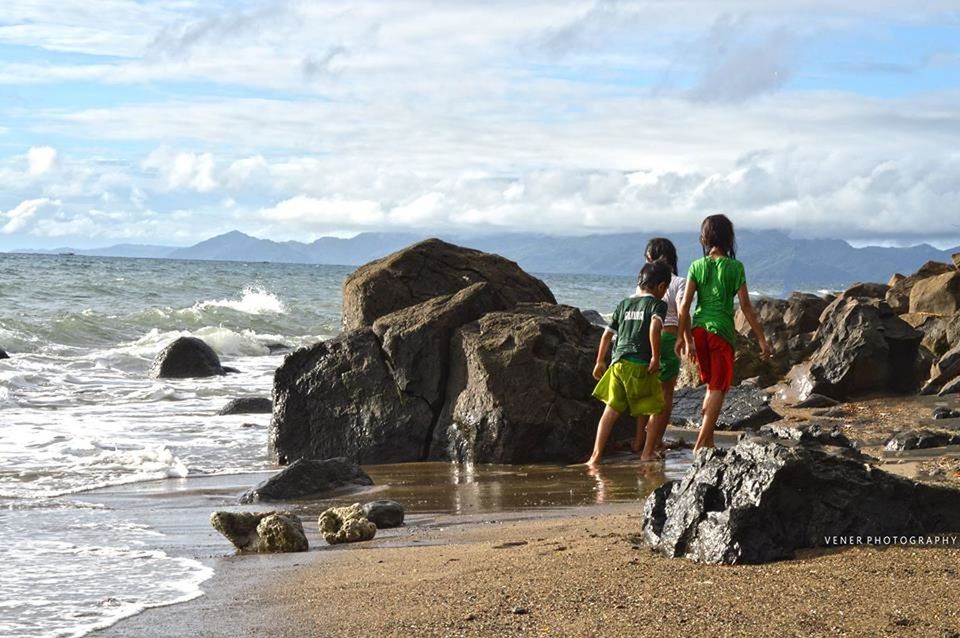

{"left": 692, "top": 327, "right": 734, "bottom": 392}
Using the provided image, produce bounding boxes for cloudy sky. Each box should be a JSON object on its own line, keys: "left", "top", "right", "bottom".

{"left": 1, "top": 1, "right": 959, "bottom": 250}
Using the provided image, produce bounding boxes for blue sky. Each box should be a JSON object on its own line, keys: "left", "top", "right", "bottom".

{"left": 1, "top": 1, "right": 959, "bottom": 250}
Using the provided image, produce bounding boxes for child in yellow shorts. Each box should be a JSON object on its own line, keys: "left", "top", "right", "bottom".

{"left": 586, "top": 260, "right": 671, "bottom": 466}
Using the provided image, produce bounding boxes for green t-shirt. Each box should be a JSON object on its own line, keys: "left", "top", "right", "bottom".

{"left": 607, "top": 295, "right": 667, "bottom": 365}
{"left": 687, "top": 256, "right": 746, "bottom": 347}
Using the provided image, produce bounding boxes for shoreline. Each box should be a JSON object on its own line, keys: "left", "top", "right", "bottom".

{"left": 96, "top": 504, "right": 960, "bottom": 638}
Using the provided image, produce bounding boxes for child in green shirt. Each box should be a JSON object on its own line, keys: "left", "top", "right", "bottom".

{"left": 676, "top": 214, "right": 770, "bottom": 452}
{"left": 586, "top": 260, "right": 672, "bottom": 466}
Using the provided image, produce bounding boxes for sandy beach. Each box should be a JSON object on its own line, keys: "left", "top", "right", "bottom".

{"left": 96, "top": 502, "right": 960, "bottom": 638}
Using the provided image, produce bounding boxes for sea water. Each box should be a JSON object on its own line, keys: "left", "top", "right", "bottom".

{"left": 0, "top": 253, "right": 642, "bottom": 638}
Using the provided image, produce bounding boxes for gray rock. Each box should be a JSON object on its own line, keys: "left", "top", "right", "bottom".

{"left": 669, "top": 384, "right": 781, "bottom": 431}
{"left": 642, "top": 436, "right": 960, "bottom": 564}
{"left": 793, "top": 393, "right": 840, "bottom": 409}
{"left": 150, "top": 336, "right": 226, "bottom": 378}
{"left": 759, "top": 422, "right": 856, "bottom": 450}
{"left": 218, "top": 397, "right": 272, "bottom": 415}
{"left": 885, "top": 429, "right": 960, "bottom": 452}
{"left": 210, "top": 511, "right": 308, "bottom": 553}
{"left": 796, "top": 297, "right": 923, "bottom": 400}
{"left": 240, "top": 458, "right": 373, "bottom": 504}
{"left": 430, "top": 303, "right": 604, "bottom": 464}
{"left": 933, "top": 407, "right": 960, "bottom": 420}
{"left": 341, "top": 238, "right": 555, "bottom": 331}
{"left": 318, "top": 503, "right": 377, "bottom": 544}
{"left": 0, "top": 348, "right": 8, "bottom": 360}
{"left": 362, "top": 500, "right": 405, "bottom": 528}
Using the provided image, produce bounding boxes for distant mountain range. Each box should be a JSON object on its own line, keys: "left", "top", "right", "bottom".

{"left": 12, "top": 230, "right": 960, "bottom": 295}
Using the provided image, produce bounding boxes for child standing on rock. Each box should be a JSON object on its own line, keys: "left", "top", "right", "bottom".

{"left": 676, "top": 214, "right": 770, "bottom": 453}
{"left": 586, "top": 260, "right": 672, "bottom": 466}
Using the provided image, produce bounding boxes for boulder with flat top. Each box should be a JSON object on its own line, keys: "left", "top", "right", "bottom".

{"left": 886, "top": 261, "right": 955, "bottom": 314}
{"left": 642, "top": 436, "right": 960, "bottom": 564}
{"left": 669, "top": 384, "right": 781, "bottom": 431}
{"left": 239, "top": 457, "right": 373, "bottom": 503}
{"left": 909, "top": 270, "right": 960, "bottom": 315}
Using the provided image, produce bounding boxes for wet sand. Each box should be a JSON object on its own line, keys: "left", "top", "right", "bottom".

{"left": 98, "top": 505, "right": 960, "bottom": 638}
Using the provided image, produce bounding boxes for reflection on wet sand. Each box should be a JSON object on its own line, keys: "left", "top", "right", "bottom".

{"left": 318, "top": 450, "right": 693, "bottom": 515}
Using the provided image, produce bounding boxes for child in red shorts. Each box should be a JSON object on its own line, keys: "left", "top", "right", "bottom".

{"left": 676, "top": 214, "right": 770, "bottom": 452}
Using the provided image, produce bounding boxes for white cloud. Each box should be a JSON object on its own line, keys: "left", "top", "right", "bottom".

{"left": 1, "top": 198, "right": 59, "bottom": 234}
{"left": 26, "top": 146, "right": 58, "bottom": 175}
{"left": 143, "top": 148, "right": 218, "bottom": 193}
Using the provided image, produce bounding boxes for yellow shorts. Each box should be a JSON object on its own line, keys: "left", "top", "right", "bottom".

{"left": 592, "top": 359, "right": 665, "bottom": 417}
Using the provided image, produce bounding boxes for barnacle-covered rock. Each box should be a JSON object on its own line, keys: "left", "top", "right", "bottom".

{"left": 318, "top": 503, "right": 377, "bottom": 544}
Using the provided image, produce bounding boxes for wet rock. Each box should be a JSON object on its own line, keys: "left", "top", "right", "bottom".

{"left": 794, "top": 297, "right": 923, "bottom": 400}
{"left": 642, "top": 436, "right": 960, "bottom": 564}
{"left": 885, "top": 430, "right": 960, "bottom": 452}
{"left": 759, "top": 422, "right": 856, "bottom": 450}
{"left": 910, "top": 271, "right": 960, "bottom": 316}
{"left": 362, "top": 500, "right": 405, "bottom": 528}
{"left": 265, "top": 342, "right": 292, "bottom": 354}
{"left": 940, "top": 377, "right": 960, "bottom": 396}
{"left": 0, "top": 348, "right": 8, "bottom": 360}
{"left": 843, "top": 282, "right": 889, "bottom": 299}
{"left": 341, "top": 238, "right": 555, "bottom": 331}
{"left": 933, "top": 407, "right": 960, "bottom": 420}
{"left": 150, "top": 336, "right": 227, "bottom": 378}
{"left": 430, "top": 303, "right": 604, "bottom": 463}
{"left": 669, "top": 384, "right": 781, "bottom": 431}
{"left": 221, "top": 366, "right": 240, "bottom": 374}
{"left": 210, "top": 511, "right": 308, "bottom": 553}
{"left": 270, "top": 328, "right": 436, "bottom": 465}
{"left": 318, "top": 503, "right": 377, "bottom": 544}
{"left": 239, "top": 458, "right": 373, "bottom": 504}
{"left": 886, "top": 261, "right": 955, "bottom": 315}
{"left": 580, "top": 309, "right": 607, "bottom": 327}
{"left": 794, "top": 394, "right": 840, "bottom": 409}
{"left": 218, "top": 397, "right": 272, "bottom": 415}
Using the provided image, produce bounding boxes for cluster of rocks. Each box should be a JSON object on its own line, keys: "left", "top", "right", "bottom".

{"left": 269, "top": 239, "right": 614, "bottom": 466}
{"left": 643, "top": 426, "right": 960, "bottom": 564}
{"left": 737, "top": 253, "right": 960, "bottom": 401}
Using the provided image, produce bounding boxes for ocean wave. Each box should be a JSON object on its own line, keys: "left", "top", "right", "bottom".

{"left": 127, "top": 326, "right": 272, "bottom": 357}
{"left": 193, "top": 286, "right": 287, "bottom": 315}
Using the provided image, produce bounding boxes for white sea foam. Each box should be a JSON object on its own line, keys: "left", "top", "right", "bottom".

{"left": 126, "top": 326, "right": 272, "bottom": 357}
{"left": 195, "top": 286, "right": 287, "bottom": 315}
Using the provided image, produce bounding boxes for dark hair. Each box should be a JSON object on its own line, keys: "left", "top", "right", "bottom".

{"left": 699, "top": 214, "right": 736, "bottom": 259}
{"left": 645, "top": 237, "right": 679, "bottom": 276}
{"left": 637, "top": 259, "right": 671, "bottom": 291}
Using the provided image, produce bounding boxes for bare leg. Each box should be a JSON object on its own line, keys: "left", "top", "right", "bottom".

{"left": 642, "top": 378, "right": 676, "bottom": 461}
{"left": 693, "top": 388, "right": 725, "bottom": 452}
{"left": 633, "top": 414, "right": 650, "bottom": 454}
{"left": 587, "top": 405, "right": 621, "bottom": 466}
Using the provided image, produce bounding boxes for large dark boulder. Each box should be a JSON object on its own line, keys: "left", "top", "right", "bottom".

{"left": 669, "top": 384, "right": 781, "bottom": 431}
{"left": 270, "top": 328, "right": 436, "bottom": 465}
{"left": 271, "top": 283, "right": 509, "bottom": 465}
{"left": 886, "top": 261, "right": 955, "bottom": 314}
{"left": 0, "top": 348, "right": 8, "bottom": 360}
{"left": 793, "top": 297, "right": 923, "bottom": 400}
{"left": 341, "top": 238, "right": 555, "bottom": 330}
{"left": 150, "top": 337, "right": 227, "bottom": 378}
{"left": 219, "top": 397, "right": 272, "bottom": 415}
{"left": 642, "top": 436, "right": 960, "bottom": 564}
{"left": 430, "top": 303, "right": 603, "bottom": 464}
{"left": 239, "top": 458, "right": 373, "bottom": 503}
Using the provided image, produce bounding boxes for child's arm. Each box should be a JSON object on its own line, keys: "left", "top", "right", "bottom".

{"left": 593, "top": 330, "right": 614, "bottom": 380}
{"left": 647, "top": 317, "right": 662, "bottom": 375}
{"left": 737, "top": 284, "right": 771, "bottom": 358}
{"left": 676, "top": 279, "right": 697, "bottom": 361}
